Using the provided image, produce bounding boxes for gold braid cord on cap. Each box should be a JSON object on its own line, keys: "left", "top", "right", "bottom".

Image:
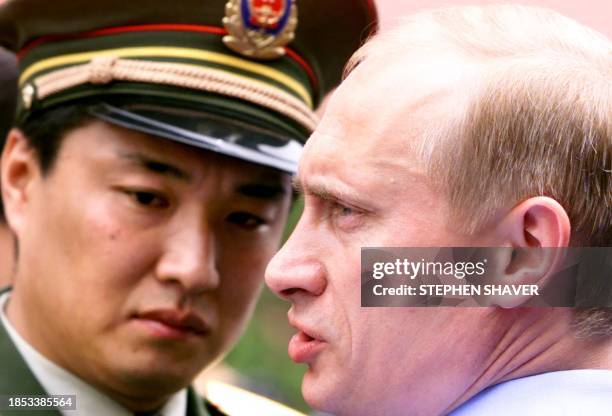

{"left": 28, "top": 56, "right": 319, "bottom": 131}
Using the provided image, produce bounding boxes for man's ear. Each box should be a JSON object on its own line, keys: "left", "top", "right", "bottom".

{"left": 500, "top": 196, "right": 571, "bottom": 248}
{"left": 1, "top": 128, "right": 40, "bottom": 235}
{"left": 487, "top": 197, "right": 571, "bottom": 307}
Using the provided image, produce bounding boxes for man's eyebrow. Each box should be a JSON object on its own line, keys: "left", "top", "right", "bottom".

{"left": 118, "top": 152, "right": 191, "bottom": 181}
{"left": 292, "top": 176, "right": 303, "bottom": 194}
{"left": 294, "top": 175, "right": 364, "bottom": 206}
{"left": 236, "top": 182, "right": 289, "bottom": 200}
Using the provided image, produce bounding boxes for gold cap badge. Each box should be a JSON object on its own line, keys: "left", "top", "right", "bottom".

{"left": 223, "top": 0, "right": 298, "bottom": 60}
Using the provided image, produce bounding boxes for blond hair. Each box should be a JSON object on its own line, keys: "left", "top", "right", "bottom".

{"left": 346, "top": 5, "right": 612, "bottom": 334}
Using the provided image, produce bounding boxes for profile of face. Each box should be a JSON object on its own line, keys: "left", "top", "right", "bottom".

{"left": 1, "top": 120, "right": 291, "bottom": 407}
{"left": 265, "top": 57, "right": 511, "bottom": 415}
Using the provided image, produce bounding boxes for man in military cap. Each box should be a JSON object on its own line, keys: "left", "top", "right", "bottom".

{"left": 0, "top": 0, "right": 376, "bottom": 414}
{"left": 0, "top": 48, "right": 17, "bottom": 286}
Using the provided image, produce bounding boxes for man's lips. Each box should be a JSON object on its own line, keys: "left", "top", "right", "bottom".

{"left": 287, "top": 317, "right": 327, "bottom": 363}
{"left": 134, "top": 309, "right": 210, "bottom": 339}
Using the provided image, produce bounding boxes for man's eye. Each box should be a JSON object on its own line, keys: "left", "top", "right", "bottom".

{"left": 125, "top": 191, "right": 170, "bottom": 209}
{"left": 226, "top": 211, "right": 266, "bottom": 230}
{"left": 334, "top": 204, "right": 354, "bottom": 217}
{"left": 328, "top": 201, "right": 364, "bottom": 230}
{"left": 331, "top": 202, "right": 356, "bottom": 217}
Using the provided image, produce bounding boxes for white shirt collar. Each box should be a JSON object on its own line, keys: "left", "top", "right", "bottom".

{"left": 451, "top": 369, "right": 612, "bottom": 415}
{"left": 0, "top": 291, "right": 187, "bottom": 416}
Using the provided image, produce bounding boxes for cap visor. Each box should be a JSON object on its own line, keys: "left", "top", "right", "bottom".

{"left": 88, "top": 103, "right": 302, "bottom": 173}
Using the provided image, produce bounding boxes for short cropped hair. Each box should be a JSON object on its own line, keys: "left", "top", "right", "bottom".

{"left": 346, "top": 5, "right": 612, "bottom": 336}
{"left": 18, "top": 104, "right": 96, "bottom": 175}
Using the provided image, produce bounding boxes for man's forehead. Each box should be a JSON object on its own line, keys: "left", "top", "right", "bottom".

{"left": 63, "top": 120, "right": 290, "bottom": 185}
{"left": 319, "top": 53, "right": 472, "bottom": 144}
{"left": 116, "top": 145, "right": 291, "bottom": 187}
{"left": 302, "top": 53, "right": 474, "bottom": 174}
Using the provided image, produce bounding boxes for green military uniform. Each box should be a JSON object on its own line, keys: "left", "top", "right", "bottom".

{"left": 0, "top": 0, "right": 376, "bottom": 414}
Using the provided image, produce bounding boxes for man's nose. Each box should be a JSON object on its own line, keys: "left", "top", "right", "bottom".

{"left": 155, "top": 222, "right": 220, "bottom": 294}
{"left": 265, "top": 223, "right": 327, "bottom": 300}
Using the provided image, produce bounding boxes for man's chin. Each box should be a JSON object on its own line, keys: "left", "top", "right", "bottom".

{"left": 104, "top": 365, "right": 197, "bottom": 403}
{"left": 98, "top": 373, "right": 189, "bottom": 413}
{"left": 102, "top": 349, "right": 209, "bottom": 395}
{"left": 301, "top": 369, "right": 347, "bottom": 416}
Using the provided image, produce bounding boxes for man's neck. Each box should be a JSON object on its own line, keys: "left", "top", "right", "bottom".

{"left": 446, "top": 308, "right": 612, "bottom": 414}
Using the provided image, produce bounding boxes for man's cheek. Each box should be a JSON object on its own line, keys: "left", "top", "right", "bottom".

{"left": 222, "top": 276, "right": 263, "bottom": 317}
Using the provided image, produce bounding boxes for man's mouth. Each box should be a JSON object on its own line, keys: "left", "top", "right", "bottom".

{"left": 288, "top": 319, "right": 327, "bottom": 364}
{"left": 134, "top": 309, "right": 210, "bottom": 340}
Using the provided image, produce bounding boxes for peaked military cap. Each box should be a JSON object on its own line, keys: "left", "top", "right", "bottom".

{"left": 0, "top": 0, "right": 377, "bottom": 172}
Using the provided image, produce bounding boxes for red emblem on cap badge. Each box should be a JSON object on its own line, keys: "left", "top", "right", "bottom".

{"left": 223, "top": 0, "right": 298, "bottom": 60}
